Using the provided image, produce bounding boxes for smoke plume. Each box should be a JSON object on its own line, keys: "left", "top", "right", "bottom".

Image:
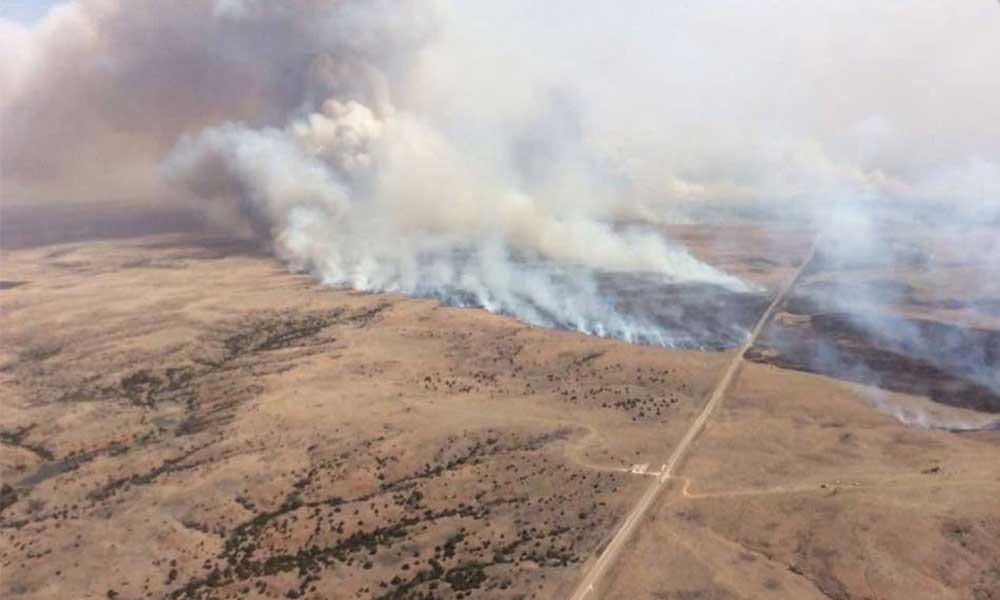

{"left": 3, "top": 1, "right": 999, "bottom": 364}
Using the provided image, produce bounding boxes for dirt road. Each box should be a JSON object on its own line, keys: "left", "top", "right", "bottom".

{"left": 568, "top": 239, "right": 817, "bottom": 600}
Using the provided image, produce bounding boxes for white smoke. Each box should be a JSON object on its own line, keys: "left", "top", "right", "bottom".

{"left": 162, "top": 63, "right": 746, "bottom": 345}
{"left": 3, "top": 0, "right": 999, "bottom": 351}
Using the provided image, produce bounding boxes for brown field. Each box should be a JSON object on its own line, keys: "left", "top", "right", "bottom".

{"left": 1, "top": 215, "right": 998, "bottom": 599}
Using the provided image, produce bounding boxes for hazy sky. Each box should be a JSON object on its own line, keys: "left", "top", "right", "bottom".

{"left": 2, "top": 0, "right": 998, "bottom": 347}
{"left": 3, "top": 1, "right": 999, "bottom": 213}
{"left": 0, "top": 0, "right": 61, "bottom": 23}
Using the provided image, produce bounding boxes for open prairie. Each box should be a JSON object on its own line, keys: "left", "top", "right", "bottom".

{"left": 4, "top": 1, "right": 1000, "bottom": 599}
{"left": 2, "top": 217, "right": 997, "bottom": 600}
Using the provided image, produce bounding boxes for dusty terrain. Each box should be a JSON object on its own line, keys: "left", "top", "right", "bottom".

{"left": 594, "top": 226, "right": 1000, "bottom": 600}
{"left": 0, "top": 229, "right": 728, "bottom": 599}
{"left": 2, "top": 217, "right": 999, "bottom": 600}
{"left": 599, "top": 362, "right": 1000, "bottom": 599}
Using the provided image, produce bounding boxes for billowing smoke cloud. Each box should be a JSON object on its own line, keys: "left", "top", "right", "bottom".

{"left": 2, "top": 0, "right": 749, "bottom": 346}
{"left": 6, "top": 1, "right": 1000, "bottom": 210}
{"left": 2, "top": 1, "right": 999, "bottom": 364}
{"left": 162, "top": 101, "right": 744, "bottom": 344}
{"left": 0, "top": 0, "right": 433, "bottom": 204}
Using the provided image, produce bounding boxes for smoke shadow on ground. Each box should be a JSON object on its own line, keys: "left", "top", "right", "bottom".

{"left": 0, "top": 204, "right": 211, "bottom": 250}
{"left": 747, "top": 247, "right": 1000, "bottom": 429}
{"left": 0, "top": 204, "right": 269, "bottom": 261}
